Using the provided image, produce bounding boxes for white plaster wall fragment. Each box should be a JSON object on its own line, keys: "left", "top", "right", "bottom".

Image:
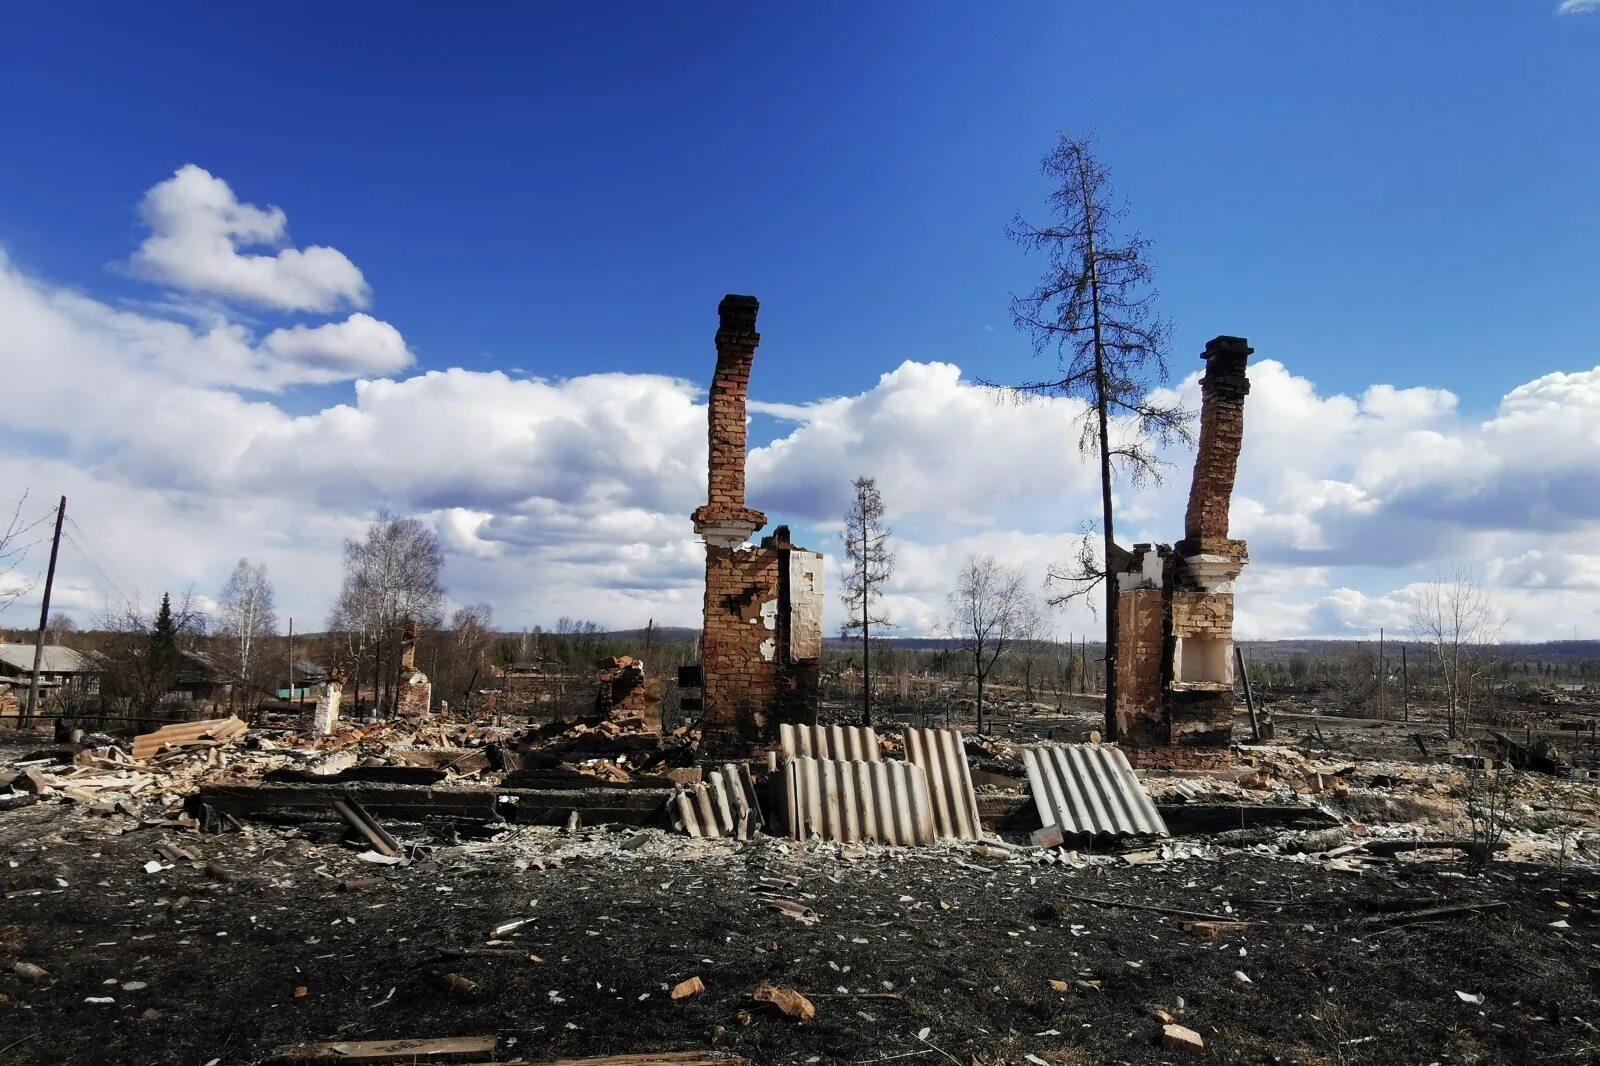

{"left": 787, "top": 550, "right": 824, "bottom": 660}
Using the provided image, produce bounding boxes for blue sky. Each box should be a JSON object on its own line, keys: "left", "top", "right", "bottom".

{"left": 0, "top": 4, "right": 1597, "bottom": 639}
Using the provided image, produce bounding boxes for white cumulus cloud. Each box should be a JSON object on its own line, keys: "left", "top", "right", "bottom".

{"left": 129, "top": 164, "right": 370, "bottom": 313}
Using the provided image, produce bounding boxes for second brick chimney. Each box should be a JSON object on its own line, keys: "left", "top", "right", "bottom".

{"left": 691, "top": 294, "right": 768, "bottom": 547}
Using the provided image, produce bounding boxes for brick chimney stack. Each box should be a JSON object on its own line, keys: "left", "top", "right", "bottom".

{"left": 1182, "top": 336, "right": 1253, "bottom": 543}
{"left": 691, "top": 294, "right": 767, "bottom": 546}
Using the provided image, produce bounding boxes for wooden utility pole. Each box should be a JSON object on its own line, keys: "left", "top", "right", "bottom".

{"left": 1236, "top": 644, "right": 1261, "bottom": 742}
{"left": 1401, "top": 645, "right": 1409, "bottom": 723}
{"left": 290, "top": 617, "right": 299, "bottom": 709}
{"left": 24, "top": 496, "right": 66, "bottom": 724}
{"left": 1378, "top": 627, "right": 1386, "bottom": 719}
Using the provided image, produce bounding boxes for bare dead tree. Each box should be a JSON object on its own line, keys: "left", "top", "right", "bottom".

{"left": 941, "top": 554, "right": 1041, "bottom": 735}
{"left": 1408, "top": 565, "right": 1506, "bottom": 738}
{"left": 217, "top": 558, "right": 278, "bottom": 715}
{"left": 840, "top": 475, "right": 895, "bottom": 726}
{"left": 992, "top": 134, "right": 1193, "bottom": 739}
{"left": 441, "top": 602, "right": 495, "bottom": 712}
{"left": 0, "top": 491, "right": 45, "bottom": 615}
{"left": 329, "top": 510, "right": 446, "bottom": 716}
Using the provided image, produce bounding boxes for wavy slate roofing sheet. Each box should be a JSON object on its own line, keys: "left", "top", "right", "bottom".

{"left": 1022, "top": 743, "right": 1169, "bottom": 838}
{"left": 778, "top": 756, "right": 935, "bottom": 846}
{"left": 779, "top": 723, "right": 881, "bottom": 763}
{"left": 669, "top": 763, "right": 763, "bottom": 839}
{"left": 902, "top": 727, "right": 982, "bottom": 840}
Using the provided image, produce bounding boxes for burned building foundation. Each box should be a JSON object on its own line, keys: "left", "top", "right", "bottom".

{"left": 692, "top": 295, "right": 823, "bottom": 757}
{"left": 1115, "top": 336, "right": 1252, "bottom": 770}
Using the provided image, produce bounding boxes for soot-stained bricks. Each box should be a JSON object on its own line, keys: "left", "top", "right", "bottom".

{"left": 1114, "top": 336, "right": 1252, "bottom": 768}
{"left": 691, "top": 295, "right": 823, "bottom": 756}
{"left": 394, "top": 618, "right": 433, "bottom": 719}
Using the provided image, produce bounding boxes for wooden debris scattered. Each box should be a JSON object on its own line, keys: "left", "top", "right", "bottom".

{"left": 752, "top": 983, "right": 816, "bottom": 1023}
{"left": 671, "top": 975, "right": 706, "bottom": 1000}
{"left": 1361, "top": 901, "right": 1509, "bottom": 928}
{"left": 270, "top": 1035, "right": 497, "bottom": 1063}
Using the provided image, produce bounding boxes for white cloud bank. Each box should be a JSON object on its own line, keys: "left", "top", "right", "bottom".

{"left": 1, "top": 167, "right": 1599, "bottom": 643}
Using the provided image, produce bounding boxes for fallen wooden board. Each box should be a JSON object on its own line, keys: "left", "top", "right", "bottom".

{"left": 508, "top": 787, "right": 673, "bottom": 827}
{"left": 193, "top": 781, "right": 499, "bottom": 825}
{"left": 271, "top": 1035, "right": 496, "bottom": 1062}
{"left": 265, "top": 765, "right": 448, "bottom": 786}
{"left": 526, "top": 1054, "right": 746, "bottom": 1066}
{"left": 502, "top": 767, "right": 681, "bottom": 791}
{"left": 1360, "top": 901, "right": 1509, "bottom": 928}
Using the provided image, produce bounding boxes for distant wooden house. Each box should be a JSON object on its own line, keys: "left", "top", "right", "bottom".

{"left": 0, "top": 643, "right": 101, "bottom": 717}
{"left": 0, "top": 643, "right": 101, "bottom": 695}
{"left": 277, "top": 659, "right": 327, "bottom": 700}
{"left": 169, "top": 650, "right": 227, "bottom": 704}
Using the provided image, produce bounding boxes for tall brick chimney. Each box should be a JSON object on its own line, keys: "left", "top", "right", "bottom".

{"left": 691, "top": 294, "right": 767, "bottom": 547}
{"left": 1182, "top": 336, "right": 1253, "bottom": 543}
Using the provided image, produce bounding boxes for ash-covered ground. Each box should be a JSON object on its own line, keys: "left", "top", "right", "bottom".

{"left": 2, "top": 801, "right": 1597, "bottom": 1066}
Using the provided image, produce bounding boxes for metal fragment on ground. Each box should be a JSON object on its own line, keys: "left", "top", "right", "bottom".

{"left": 1022, "top": 743, "right": 1169, "bottom": 837}
{"left": 778, "top": 756, "right": 935, "bottom": 846}
{"left": 779, "top": 723, "right": 880, "bottom": 763}
{"left": 902, "top": 727, "right": 982, "bottom": 840}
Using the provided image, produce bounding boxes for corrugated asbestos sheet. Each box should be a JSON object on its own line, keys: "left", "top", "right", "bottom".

{"left": 779, "top": 723, "right": 881, "bottom": 763}
{"left": 669, "top": 764, "right": 764, "bottom": 839}
{"left": 902, "top": 727, "right": 982, "bottom": 840}
{"left": 1023, "top": 744, "right": 1169, "bottom": 838}
{"left": 778, "top": 757, "right": 935, "bottom": 846}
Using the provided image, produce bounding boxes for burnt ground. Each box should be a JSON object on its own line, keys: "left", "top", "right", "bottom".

{"left": 2, "top": 803, "right": 1598, "bottom": 1066}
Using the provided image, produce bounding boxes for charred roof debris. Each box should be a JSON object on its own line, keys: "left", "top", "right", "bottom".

{"left": 2, "top": 300, "right": 1598, "bottom": 1064}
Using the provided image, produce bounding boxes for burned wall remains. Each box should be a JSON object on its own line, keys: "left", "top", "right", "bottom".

{"left": 1115, "top": 336, "right": 1252, "bottom": 768}
{"left": 394, "top": 618, "right": 432, "bottom": 719}
{"left": 691, "top": 295, "right": 823, "bottom": 756}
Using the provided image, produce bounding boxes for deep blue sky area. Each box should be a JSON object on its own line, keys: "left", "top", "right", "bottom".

{"left": 2, "top": 3, "right": 1597, "bottom": 414}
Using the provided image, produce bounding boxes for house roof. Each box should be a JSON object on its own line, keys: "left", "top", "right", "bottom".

{"left": 0, "top": 644, "right": 97, "bottom": 674}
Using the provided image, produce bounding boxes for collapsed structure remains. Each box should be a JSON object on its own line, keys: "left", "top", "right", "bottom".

{"left": 690, "top": 295, "right": 824, "bottom": 756}
{"left": 1114, "top": 336, "right": 1252, "bottom": 768}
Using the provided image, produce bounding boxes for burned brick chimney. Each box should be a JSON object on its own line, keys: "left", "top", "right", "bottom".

{"left": 1113, "top": 335, "right": 1253, "bottom": 769}
{"left": 1182, "top": 336, "right": 1253, "bottom": 545}
{"left": 691, "top": 294, "right": 767, "bottom": 547}
{"left": 690, "top": 295, "right": 823, "bottom": 757}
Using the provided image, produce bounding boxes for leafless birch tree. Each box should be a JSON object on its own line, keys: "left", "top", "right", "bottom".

{"left": 941, "top": 554, "right": 1041, "bottom": 735}
{"left": 329, "top": 510, "right": 446, "bottom": 716}
{"left": 217, "top": 558, "right": 277, "bottom": 712}
{"left": 993, "top": 135, "right": 1192, "bottom": 738}
{"left": 1408, "top": 565, "right": 1506, "bottom": 738}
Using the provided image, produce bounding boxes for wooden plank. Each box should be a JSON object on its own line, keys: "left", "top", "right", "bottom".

{"left": 507, "top": 787, "right": 673, "bottom": 827}
{"left": 502, "top": 767, "right": 680, "bottom": 791}
{"left": 265, "top": 765, "right": 448, "bottom": 786}
{"left": 270, "top": 1036, "right": 496, "bottom": 1062}
{"left": 1361, "top": 901, "right": 1508, "bottom": 928}
{"left": 194, "top": 782, "right": 499, "bottom": 825}
{"left": 531, "top": 1049, "right": 742, "bottom": 1056}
